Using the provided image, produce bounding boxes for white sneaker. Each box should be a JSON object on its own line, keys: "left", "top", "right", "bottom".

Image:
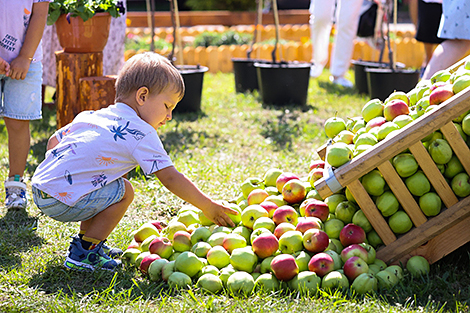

{"left": 5, "top": 175, "right": 27, "bottom": 210}
{"left": 310, "top": 65, "right": 323, "bottom": 78}
{"left": 330, "top": 76, "right": 354, "bottom": 88}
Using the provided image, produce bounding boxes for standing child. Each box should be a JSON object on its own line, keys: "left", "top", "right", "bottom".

{"left": 31, "top": 52, "right": 238, "bottom": 271}
{"left": 0, "top": 0, "right": 50, "bottom": 210}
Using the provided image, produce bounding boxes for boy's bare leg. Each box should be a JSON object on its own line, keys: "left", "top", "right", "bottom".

{"left": 4, "top": 118, "right": 30, "bottom": 178}
{"left": 80, "top": 179, "right": 134, "bottom": 241}
{"left": 422, "top": 40, "right": 470, "bottom": 80}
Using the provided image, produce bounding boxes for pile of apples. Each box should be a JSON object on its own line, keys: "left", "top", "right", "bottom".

{"left": 322, "top": 61, "right": 470, "bottom": 236}
{"left": 122, "top": 165, "right": 430, "bottom": 297}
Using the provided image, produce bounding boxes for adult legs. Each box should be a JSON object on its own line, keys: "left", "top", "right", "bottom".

{"left": 422, "top": 39, "right": 470, "bottom": 80}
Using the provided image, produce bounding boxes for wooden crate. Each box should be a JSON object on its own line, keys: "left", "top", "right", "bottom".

{"left": 314, "top": 57, "right": 470, "bottom": 265}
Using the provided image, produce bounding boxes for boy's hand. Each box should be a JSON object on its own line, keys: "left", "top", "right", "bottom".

{"left": 202, "top": 201, "right": 239, "bottom": 227}
{"left": 8, "top": 56, "right": 31, "bottom": 80}
{"left": 0, "top": 57, "right": 9, "bottom": 75}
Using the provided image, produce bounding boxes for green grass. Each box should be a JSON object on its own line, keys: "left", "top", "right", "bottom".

{"left": 1, "top": 70, "right": 469, "bottom": 312}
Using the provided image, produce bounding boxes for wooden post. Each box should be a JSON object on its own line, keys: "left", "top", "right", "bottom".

{"left": 55, "top": 51, "right": 103, "bottom": 128}
{"left": 79, "top": 76, "right": 117, "bottom": 112}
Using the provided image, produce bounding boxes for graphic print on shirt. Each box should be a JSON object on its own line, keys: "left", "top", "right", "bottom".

{"left": 143, "top": 155, "right": 168, "bottom": 173}
{"left": 96, "top": 155, "right": 118, "bottom": 166}
{"left": 64, "top": 170, "right": 73, "bottom": 185}
{"left": 91, "top": 172, "right": 108, "bottom": 188}
{"left": 55, "top": 191, "right": 73, "bottom": 203}
{"left": 51, "top": 143, "right": 78, "bottom": 159}
{"left": 110, "top": 121, "right": 146, "bottom": 141}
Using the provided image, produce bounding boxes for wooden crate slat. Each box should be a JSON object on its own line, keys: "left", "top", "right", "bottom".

{"left": 347, "top": 179, "right": 397, "bottom": 245}
{"left": 377, "top": 161, "right": 427, "bottom": 227}
{"left": 440, "top": 122, "right": 470, "bottom": 175}
{"left": 314, "top": 93, "right": 470, "bottom": 199}
{"left": 408, "top": 142, "right": 459, "bottom": 208}
{"left": 376, "top": 194, "right": 470, "bottom": 264}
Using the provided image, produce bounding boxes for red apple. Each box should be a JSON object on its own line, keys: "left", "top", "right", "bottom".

{"left": 252, "top": 232, "right": 279, "bottom": 259}
{"left": 343, "top": 256, "right": 369, "bottom": 281}
{"left": 302, "top": 228, "right": 330, "bottom": 253}
{"left": 282, "top": 179, "right": 306, "bottom": 204}
{"left": 172, "top": 231, "right": 192, "bottom": 252}
{"left": 308, "top": 168, "right": 324, "bottom": 184}
{"left": 429, "top": 84, "right": 454, "bottom": 106}
{"left": 270, "top": 254, "right": 299, "bottom": 281}
{"left": 272, "top": 205, "right": 299, "bottom": 225}
{"left": 139, "top": 253, "right": 161, "bottom": 274}
{"left": 259, "top": 200, "right": 278, "bottom": 217}
{"left": 295, "top": 216, "right": 323, "bottom": 234}
{"left": 308, "top": 252, "right": 334, "bottom": 277}
{"left": 127, "top": 239, "right": 141, "bottom": 250}
{"left": 365, "top": 116, "right": 387, "bottom": 132}
{"left": 339, "top": 223, "right": 366, "bottom": 247}
{"left": 149, "top": 220, "right": 167, "bottom": 231}
{"left": 303, "top": 199, "right": 329, "bottom": 222}
{"left": 276, "top": 172, "right": 299, "bottom": 193}
{"left": 309, "top": 160, "right": 326, "bottom": 171}
{"left": 247, "top": 188, "right": 270, "bottom": 205}
{"left": 274, "top": 222, "right": 296, "bottom": 239}
{"left": 340, "top": 243, "right": 369, "bottom": 263}
{"left": 148, "top": 237, "right": 173, "bottom": 259}
{"left": 383, "top": 99, "right": 410, "bottom": 121}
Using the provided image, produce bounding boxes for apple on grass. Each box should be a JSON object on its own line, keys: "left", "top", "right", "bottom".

{"left": 308, "top": 252, "right": 335, "bottom": 277}
{"left": 206, "top": 245, "right": 230, "bottom": 269}
{"left": 271, "top": 254, "right": 299, "bottom": 281}
{"left": 255, "top": 273, "right": 280, "bottom": 292}
{"left": 282, "top": 179, "right": 307, "bottom": 204}
{"left": 278, "top": 230, "right": 304, "bottom": 254}
{"left": 190, "top": 227, "right": 212, "bottom": 246}
{"left": 340, "top": 243, "right": 369, "bottom": 263}
{"left": 227, "top": 271, "right": 255, "bottom": 297}
{"left": 321, "top": 270, "right": 349, "bottom": 290}
{"left": 292, "top": 250, "right": 311, "bottom": 272}
{"left": 139, "top": 253, "right": 161, "bottom": 274}
{"left": 148, "top": 237, "right": 174, "bottom": 259}
{"left": 174, "top": 251, "right": 204, "bottom": 278}
{"left": 272, "top": 205, "right": 299, "bottom": 225}
{"left": 133, "top": 222, "right": 160, "bottom": 243}
{"left": 172, "top": 231, "right": 192, "bottom": 252}
{"left": 406, "top": 255, "right": 430, "bottom": 277}
{"left": 247, "top": 188, "right": 270, "bottom": 205}
{"left": 122, "top": 248, "right": 143, "bottom": 265}
{"left": 295, "top": 216, "right": 323, "bottom": 234}
{"left": 289, "top": 271, "right": 321, "bottom": 295}
{"left": 168, "top": 272, "right": 192, "bottom": 289}
{"left": 161, "top": 260, "right": 175, "bottom": 282}
{"left": 140, "top": 235, "right": 158, "bottom": 252}
{"left": 384, "top": 265, "right": 404, "bottom": 280}
{"left": 263, "top": 168, "right": 283, "bottom": 187}
{"left": 339, "top": 223, "right": 366, "bottom": 247}
{"left": 219, "top": 265, "right": 236, "bottom": 287}
{"left": 302, "top": 228, "right": 330, "bottom": 254}
{"left": 274, "top": 222, "right": 296, "bottom": 239}
{"left": 253, "top": 216, "right": 276, "bottom": 233}
{"left": 147, "top": 258, "right": 169, "bottom": 281}
{"left": 230, "top": 246, "right": 258, "bottom": 273}
{"left": 343, "top": 256, "right": 369, "bottom": 281}
{"left": 350, "top": 272, "right": 377, "bottom": 295}
{"left": 200, "top": 265, "right": 220, "bottom": 277}
{"left": 197, "top": 273, "right": 224, "bottom": 294}
{"left": 191, "top": 241, "right": 212, "bottom": 258}
{"left": 375, "top": 270, "right": 399, "bottom": 289}
{"left": 252, "top": 232, "right": 279, "bottom": 259}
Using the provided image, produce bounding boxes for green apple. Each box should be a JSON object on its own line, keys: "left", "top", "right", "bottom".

{"left": 225, "top": 202, "right": 242, "bottom": 225}
{"left": 168, "top": 272, "right": 192, "bottom": 289}
{"left": 191, "top": 241, "right": 212, "bottom": 258}
{"left": 393, "top": 114, "right": 413, "bottom": 128}
{"left": 428, "top": 138, "right": 453, "bottom": 164}
{"left": 334, "top": 201, "right": 358, "bottom": 224}
{"left": 351, "top": 273, "right": 378, "bottom": 295}
{"left": 196, "top": 273, "right": 223, "bottom": 293}
{"left": 218, "top": 264, "right": 236, "bottom": 287}
{"left": 453, "top": 75, "right": 470, "bottom": 94}
{"left": 206, "top": 245, "right": 230, "bottom": 269}
{"left": 354, "top": 132, "right": 378, "bottom": 147}
{"left": 250, "top": 227, "right": 271, "bottom": 245}
{"left": 264, "top": 194, "right": 288, "bottom": 207}
{"left": 388, "top": 211, "right": 413, "bottom": 234}
{"left": 324, "top": 194, "right": 347, "bottom": 213}
{"left": 164, "top": 221, "right": 188, "bottom": 241}
{"left": 122, "top": 248, "right": 142, "bottom": 265}
{"left": 264, "top": 168, "right": 283, "bottom": 187}
{"left": 324, "top": 116, "right": 347, "bottom": 139}
{"left": 375, "top": 270, "right": 399, "bottom": 289}
{"left": 241, "top": 204, "right": 269, "bottom": 229}
{"left": 406, "top": 255, "right": 430, "bottom": 277}
{"left": 367, "top": 230, "right": 384, "bottom": 249}
{"left": 368, "top": 263, "right": 382, "bottom": 275}
{"left": 265, "top": 186, "right": 280, "bottom": 195}
{"left": 326, "top": 142, "right": 353, "bottom": 168}
{"left": 232, "top": 225, "right": 252, "bottom": 244}
{"left": 226, "top": 271, "right": 255, "bottom": 297}
{"left": 240, "top": 177, "right": 265, "bottom": 198}
{"left": 222, "top": 233, "right": 247, "bottom": 254}
{"left": 140, "top": 234, "right": 158, "bottom": 252}
{"left": 134, "top": 251, "right": 150, "bottom": 268}
{"left": 198, "top": 210, "right": 215, "bottom": 226}
{"left": 201, "top": 265, "right": 220, "bottom": 277}
{"left": 212, "top": 225, "right": 232, "bottom": 234}
{"left": 407, "top": 87, "right": 419, "bottom": 106}
{"left": 328, "top": 238, "right": 344, "bottom": 253}
{"left": 324, "top": 249, "right": 343, "bottom": 270}
{"left": 190, "top": 226, "right": 212, "bottom": 246}
{"left": 353, "top": 127, "right": 367, "bottom": 143}
{"left": 289, "top": 271, "right": 321, "bottom": 295}
{"left": 177, "top": 210, "right": 200, "bottom": 228}
{"left": 255, "top": 273, "right": 280, "bottom": 292}
{"left": 278, "top": 230, "right": 304, "bottom": 254}
{"left": 362, "top": 169, "right": 386, "bottom": 196}
{"left": 377, "top": 122, "right": 400, "bottom": 141}
{"left": 230, "top": 246, "right": 258, "bottom": 273}
{"left": 133, "top": 222, "right": 160, "bottom": 243}
{"left": 405, "top": 171, "right": 431, "bottom": 196}
{"left": 392, "top": 153, "right": 418, "bottom": 177}
{"left": 324, "top": 218, "right": 345, "bottom": 239}
{"left": 384, "top": 264, "right": 404, "bottom": 280}
{"left": 161, "top": 260, "right": 175, "bottom": 281}
{"left": 253, "top": 216, "right": 276, "bottom": 233}
{"left": 453, "top": 122, "right": 467, "bottom": 141}
{"left": 430, "top": 69, "right": 451, "bottom": 84}
{"left": 148, "top": 258, "right": 169, "bottom": 281}
{"left": 174, "top": 251, "right": 204, "bottom": 278}
{"left": 463, "top": 113, "right": 470, "bottom": 136}
{"left": 451, "top": 172, "right": 470, "bottom": 197}
{"left": 359, "top": 242, "right": 376, "bottom": 264}
{"left": 361, "top": 98, "right": 384, "bottom": 122}
{"left": 416, "top": 96, "right": 430, "bottom": 117}
{"left": 292, "top": 250, "right": 311, "bottom": 272}
{"left": 375, "top": 191, "right": 399, "bottom": 217}
{"left": 321, "top": 270, "right": 349, "bottom": 290}
{"left": 352, "top": 210, "right": 372, "bottom": 233}
{"left": 352, "top": 119, "right": 366, "bottom": 133}
{"left": 172, "top": 231, "right": 192, "bottom": 252}
{"left": 445, "top": 153, "right": 464, "bottom": 178}
{"left": 419, "top": 192, "right": 442, "bottom": 216}
{"left": 334, "top": 130, "right": 355, "bottom": 144}
{"left": 260, "top": 255, "right": 275, "bottom": 273}
{"left": 207, "top": 232, "right": 227, "bottom": 247}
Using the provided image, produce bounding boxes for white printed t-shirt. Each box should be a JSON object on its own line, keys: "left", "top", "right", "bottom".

{"left": 32, "top": 102, "right": 174, "bottom": 206}
{"left": 0, "top": 0, "right": 50, "bottom": 63}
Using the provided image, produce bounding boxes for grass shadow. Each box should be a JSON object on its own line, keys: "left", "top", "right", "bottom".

{"left": 318, "top": 81, "right": 361, "bottom": 96}
{"left": 0, "top": 208, "right": 44, "bottom": 270}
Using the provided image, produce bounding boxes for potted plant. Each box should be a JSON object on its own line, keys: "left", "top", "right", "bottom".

{"left": 47, "top": 0, "right": 126, "bottom": 53}
{"left": 254, "top": 0, "right": 311, "bottom": 106}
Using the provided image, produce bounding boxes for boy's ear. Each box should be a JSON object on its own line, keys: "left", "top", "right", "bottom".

{"left": 136, "top": 87, "right": 150, "bottom": 105}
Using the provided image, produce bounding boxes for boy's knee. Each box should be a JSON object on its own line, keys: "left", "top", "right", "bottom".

{"left": 123, "top": 178, "right": 135, "bottom": 202}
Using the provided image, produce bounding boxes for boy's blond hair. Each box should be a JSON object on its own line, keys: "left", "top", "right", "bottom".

{"left": 115, "top": 52, "right": 185, "bottom": 103}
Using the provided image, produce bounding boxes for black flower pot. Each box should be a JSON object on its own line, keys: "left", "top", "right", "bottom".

{"left": 175, "top": 65, "right": 209, "bottom": 113}
{"left": 232, "top": 58, "right": 269, "bottom": 93}
{"left": 254, "top": 62, "right": 311, "bottom": 106}
{"left": 352, "top": 60, "right": 407, "bottom": 94}
{"left": 365, "top": 67, "right": 420, "bottom": 101}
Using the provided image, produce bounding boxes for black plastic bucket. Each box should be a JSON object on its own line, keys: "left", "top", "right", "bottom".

{"left": 365, "top": 67, "right": 420, "bottom": 101}
{"left": 175, "top": 65, "right": 209, "bottom": 113}
{"left": 254, "top": 62, "right": 311, "bottom": 106}
{"left": 232, "top": 58, "right": 262, "bottom": 93}
{"left": 352, "top": 60, "right": 390, "bottom": 94}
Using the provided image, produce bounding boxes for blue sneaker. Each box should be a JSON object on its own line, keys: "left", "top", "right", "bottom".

{"left": 71, "top": 235, "right": 123, "bottom": 258}
{"left": 64, "top": 237, "right": 122, "bottom": 271}
{"left": 4, "top": 175, "right": 27, "bottom": 210}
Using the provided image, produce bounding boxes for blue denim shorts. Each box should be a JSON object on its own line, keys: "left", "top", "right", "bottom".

{"left": 0, "top": 61, "right": 43, "bottom": 120}
{"left": 32, "top": 178, "right": 126, "bottom": 222}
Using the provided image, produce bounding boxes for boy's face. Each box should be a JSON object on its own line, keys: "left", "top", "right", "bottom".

{"left": 138, "top": 88, "right": 179, "bottom": 129}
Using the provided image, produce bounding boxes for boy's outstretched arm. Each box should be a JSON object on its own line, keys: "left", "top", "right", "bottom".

{"left": 155, "top": 166, "right": 238, "bottom": 227}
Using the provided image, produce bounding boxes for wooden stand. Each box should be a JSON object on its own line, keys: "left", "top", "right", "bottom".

{"left": 55, "top": 51, "right": 116, "bottom": 128}
{"left": 314, "top": 57, "right": 470, "bottom": 265}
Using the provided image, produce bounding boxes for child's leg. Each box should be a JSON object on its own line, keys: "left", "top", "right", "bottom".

{"left": 3, "top": 118, "right": 30, "bottom": 177}
{"left": 80, "top": 178, "right": 134, "bottom": 242}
